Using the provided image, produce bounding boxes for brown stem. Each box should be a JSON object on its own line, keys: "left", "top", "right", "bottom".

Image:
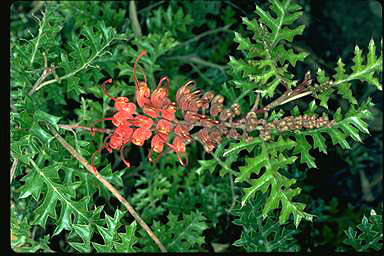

{"left": 10, "top": 158, "right": 19, "bottom": 184}
{"left": 58, "top": 124, "right": 114, "bottom": 134}
{"left": 28, "top": 65, "right": 56, "bottom": 96}
{"left": 252, "top": 77, "right": 314, "bottom": 115}
{"left": 48, "top": 125, "right": 167, "bottom": 252}
{"left": 250, "top": 92, "right": 261, "bottom": 113}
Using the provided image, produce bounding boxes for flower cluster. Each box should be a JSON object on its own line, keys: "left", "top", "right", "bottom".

{"left": 90, "top": 50, "right": 337, "bottom": 174}
{"left": 91, "top": 51, "right": 190, "bottom": 173}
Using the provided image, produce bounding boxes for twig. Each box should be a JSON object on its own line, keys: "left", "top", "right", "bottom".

{"left": 28, "top": 37, "right": 116, "bottom": 96}
{"left": 172, "top": 24, "right": 233, "bottom": 50}
{"left": 250, "top": 92, "right": 261, "bottom": 113}
{"left": 138, "top": 1, "right": 164, "bottom": 14}
{"left": 129, "top": 1, "right": 142, "bottom": 37}
{"left": 225, "top": 174, "right": 237, "bottom": 213}
{"left": 164, "top": 55, "right": 228, "bottom": 75}
{"left": 223, "top": 0, "right": 248, "bottom": 16}
{"left": 10, "top": 158, "right": 19, "bottom": 184}
{"left": 28, "top": 53, "right": 57, "bottom": 96}
{"left": 251, "top": 76, "right": 314, "bottom": 115}
{"left": 360, "top": 170, "right": 374, "bottom": 202}
{"left": 47, "top": 125, "right": 167, "bottom": 252}
{"left": 370, "top": 173, "right": 382, "bottom": 187}
{"left": 58, "top": 124, "right": 113, "bottom": 134}
{"left": 31, "top": 1, "right": 45, "bottom": 15}
{"left": 190, "top": 63, "right": 213, "bottom": 86}
{"left": 30, "top": 10, "right": 47, "bottom": 67}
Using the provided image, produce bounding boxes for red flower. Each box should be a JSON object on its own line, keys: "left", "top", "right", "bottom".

{"left": 132, "top": 127, "right": 152, "bottom": 146}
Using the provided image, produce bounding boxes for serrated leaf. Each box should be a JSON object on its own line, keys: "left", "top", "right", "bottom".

{"left": 138, "top": 211, "right": 208, "bottom": 252}
{"left": 236, "top": 154, "right": 269, "bottom": 183}
{"left": 343, "top": 212, "right": 383, "bottom": 252}
{"left": 196, "top": 159, "right": 217, "bottom": 175}
{"left": 292, "top": 134, "right": 317, "bottom": 168}
{"left": 232, "top": 194, "right": 300, "bottom": 252}
{"left": 223, "top": 138, "right": 261, "bottom": 158}
{"left": 349, "top": 116, "right": 370, "bottom": 135}
{"left": 33, "top": 110, "right": 61, "bottom": 131}
{"left": 340, "top": 123, "right": 362, "bottom": 142}
{"left": 311, "top": 132, "right": 327, "bottom": 154}
{"left": 327, "top": 128, "right": 351, "bottom": 150}
{"left": 230, "top": 0, "right": 307, "bottom": 100}
{"left": 240, "top": 152, "right": 310, "bottom": 227}
{"left": 19, "top": 159, "right": 93, "bottom": 244}
{"left": 69, "top": 224, "right": 92, "bottom": 253}
{"left": 113, "top": 221, "right": 138, "bottom": 252}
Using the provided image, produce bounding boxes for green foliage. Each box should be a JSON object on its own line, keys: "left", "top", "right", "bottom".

{"left": 232, "top": 137, "right": 314, "bottom": 227}
{"left": 91, "top": 210, "right": 138, "bottom": 252}
{"left": 131, "top": 171, "right": 172, "bottom": 222}
{"left": 291, "top": 100, "right": 373, "bottom": 168}
{"left": 229, "top": 0, "right": 308, "bottom": 98}
{"left": 313, "top": 39, "right": 382, "bottom": 109}
{"left": 138, "top": 211, "right": 208, "bottom": 252}
{"left": 220, "top": 0, "right": 382, "bottom": 231}
{"left": 145, "top": 4, "right": 193, "bottom": 37}
{"left": 232, "top": 192, "right": 300, "bottom": 252}
{"left": 342, "top": 210, "right": 383, "bottom": 252}
{"left": 11, "top": 203, "right": 53, "bottom": 252}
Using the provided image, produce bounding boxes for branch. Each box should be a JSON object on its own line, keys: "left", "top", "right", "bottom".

{"left": 28, "top": 52, "right": 56, "bottom": 96}
{"left": 129, "top": 1, "right": 142, "bottom": 37}
{"left": 28, "top": 37, "right": 116, "bottom": 96}
{"left": 172, "top": 24, "right": 233, "bottom": 50}
{"left": 47, "top": 125, "right": 167, "bottom": 253}
{"left": 30, "top": 10, "right": 47, "bottom": 67}
{"left": 10, "top": 158, "right": 19, "bottom": 184}
{"left": 253, "top": 73, "right": 314, "bottom": 114}
{"left": 58, "top": 124, "right": 113, "bottom": 134}
{"left": 164, "top": 55, "right": 228, "bottom": 75}
{"left": 138, "top": 1, "right": 164, "bottom": 14}
{"left": 225, "top": 173, "right": 237, "bottom": 213}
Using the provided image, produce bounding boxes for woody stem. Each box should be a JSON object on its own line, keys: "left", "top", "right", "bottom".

{"left": 48, "top": 124, "right": 167, "bottom": 252}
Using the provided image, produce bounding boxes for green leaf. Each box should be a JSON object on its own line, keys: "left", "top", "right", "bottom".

{"left": 314, "top": 40, "right": 382, "bottom": 108}
{"left": 131, "top": 172, "right": 171, "bottom": 221}
{"left": 255, "top": 0, "right": 304, "bottom": 46}
{"left": 113, "top": 222, "right": 138, "bottom": 252}
{"left": 334, "top": 58, "right": 357, "bottom": 105}
{"left": 11, "top": 204, "right": 53, "bottom": 252}
{"left": 327, "top": 128, "right": 351, "bottom": 150}
{"left": 292, "top": 134, "right": 317, "bottom": 168}
{"left": 232, "top": 193, "right": 300, "bottom": 252}
{"left": 238, "top": 148, "right": 312, "bottom": 227}
{"left": 138, "top": 211, "right": 208, "bottom": 252}
{"left": 235, "top": 154, "right": 269, "bottom": 183}
{"left": 230, "top": 0, "right": 306, "bottom": 100}
{"left": 69, "top": 224, "right": 92, "bottom": 253}
{"left": 196, "top": 159, "right": 217, "bottom": 175}
{"left": 92, "top": 209, "right": 136, "bottom": 252}
{"left": 311, "top": 132, "right": 327, "bottom": 154}
{"left": 19, "top": 159, "right": 93, "bottom": 239}
{"left": 343, "top": 212, "right": 383, "bottom": 252}
{"left": 33, "top": 110, "right": 61, "bottom": 130}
